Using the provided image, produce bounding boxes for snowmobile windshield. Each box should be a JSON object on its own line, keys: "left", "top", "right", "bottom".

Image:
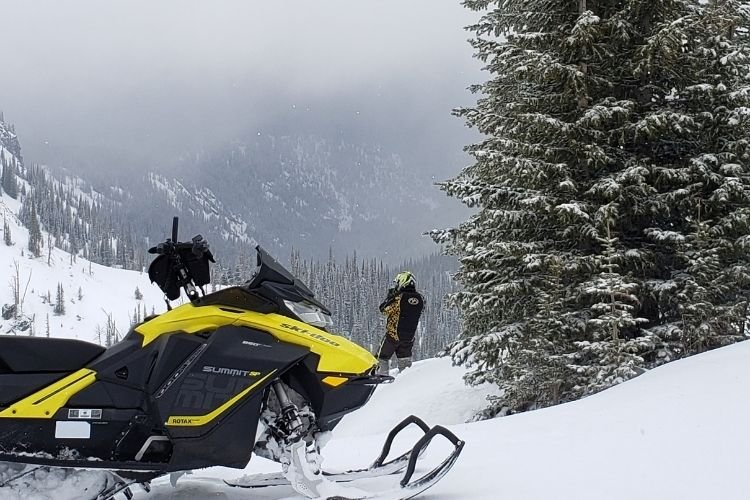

{"left": 247, "top": 246, "right": 314, "bottom": 296}
{"left": 244, "top": 246, "right": 331, "bottom": 321}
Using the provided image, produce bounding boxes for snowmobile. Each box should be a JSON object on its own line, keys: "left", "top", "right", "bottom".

{"left": 0, "top": 218, "right": 464, "bottom": 500}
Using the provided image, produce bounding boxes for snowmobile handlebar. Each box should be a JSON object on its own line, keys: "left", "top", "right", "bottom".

{"left": 147, "top": 217, "right": 215, "bottom": 304}
{"left": 172, "top": 216, "right": 179, "bottom": 244}
{"left": 148, "top": 217, "right": 211, "bottom": 259}
{"left": 147, "top": 217, "right": 181, "bottom": 255}
{"left": 149, "top": 236, "right": 209, "bottom": 257}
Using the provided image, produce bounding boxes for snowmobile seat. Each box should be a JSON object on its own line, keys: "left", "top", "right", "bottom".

{"left": 0, "top": 336, "right": 105, "bottom": 373}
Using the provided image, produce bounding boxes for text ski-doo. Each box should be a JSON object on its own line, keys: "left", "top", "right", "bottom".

{"left": 0, "top": 218, "right": 463, "bottom": 500}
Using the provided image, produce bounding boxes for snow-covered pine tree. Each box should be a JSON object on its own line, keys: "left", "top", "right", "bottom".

{"left": 54, "top": 283, "right": 65, "bottom": 315}
{"left": 103, "top": 312, "right": 118, "bottom": 347}
{"left": 3, "top": 217, "right": 11, "bottom": 246}
{"left": 1, "top": 159, "right": 18, "bottom": 199}
{"left": 434, "top": 0, "right": 750, "bottom": 417}
{"left": 131, "top": 307, "right": 142, "bottom": 326}
{"left": 27, "top": 203, "right": 42, "bottom": 257}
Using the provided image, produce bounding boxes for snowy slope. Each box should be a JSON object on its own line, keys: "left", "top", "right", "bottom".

{"left": 2, "top": 336, "right": 749, "bottom": 499}
{"left": 0, "top": 191, "right": 166, "bottom": 343}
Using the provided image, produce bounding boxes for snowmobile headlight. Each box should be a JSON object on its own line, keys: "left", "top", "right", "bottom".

{"left": 283, "top": 300, "right": 334, "bottom": 329}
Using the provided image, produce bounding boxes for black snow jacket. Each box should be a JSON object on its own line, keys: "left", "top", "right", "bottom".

{"left": 379, "top": 285, "right": 424, "bottom": 341}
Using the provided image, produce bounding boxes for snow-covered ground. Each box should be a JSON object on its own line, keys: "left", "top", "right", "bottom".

{"left": 4, "top": 345, "right": 749, "bottom": 500}
{"left": 134, "top": 344, "right": 750, "bottom": 500}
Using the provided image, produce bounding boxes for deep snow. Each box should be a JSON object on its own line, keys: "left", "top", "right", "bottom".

{"left": 4, "top": 346, "right": 749, "bottom": 500}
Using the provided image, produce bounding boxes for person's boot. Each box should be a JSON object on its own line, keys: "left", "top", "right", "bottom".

{"left": 377, "top": 359, "right": 390, "bottom": 376}
{"left": 397, "top": 357, "right": 412, "bottom": 372}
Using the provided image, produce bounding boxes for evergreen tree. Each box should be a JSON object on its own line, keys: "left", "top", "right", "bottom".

{"left": 433, "top": 0, "right": 750, "bottom": 417}
{"left": 1, "top": 160, "right": 18, "bottom": 199}
{"left": 131, "top": 307, "right": 141, "bottom": 326}
{"left": 103, "top": 311, "right": 118, "bottom": 347}
{"left": 54, "top": 283, "right": 65, "bottom": 315}
{"left": 28, "top": 203, "right": 42, "bottom": 257}
{"left": 3, "top": 217, "right": 11, "bottom": 246}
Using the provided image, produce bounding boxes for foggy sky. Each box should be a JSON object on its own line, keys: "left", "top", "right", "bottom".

{"left": 0, "top": 0, "right": 482, "bottom": 182}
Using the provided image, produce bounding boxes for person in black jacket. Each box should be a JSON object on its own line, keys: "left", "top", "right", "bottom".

{"left": 376, "top": 271, "right": 424, "bottom": 375}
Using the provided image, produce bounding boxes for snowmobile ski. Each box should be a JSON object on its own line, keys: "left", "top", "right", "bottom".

{"left": 228, "top": 416, "right": 464, "bottom": 500}
{"left": 322, "top": 430, "right": 462, "bottom": 500}
{"left": 93, "top": 473, "right": 138, "bottom": 500}
{"left": 323, "top": 425, "right": 463, "bottom": 500}
{"left": 328, "top": 424, "right": 464, "bottom": 500}
{"left": 226, "top": 414, "right": 432, "bottom": 489}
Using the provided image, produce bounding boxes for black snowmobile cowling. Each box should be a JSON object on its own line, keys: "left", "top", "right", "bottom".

{"left": 0, "top": 219, "right": 464, "bottom": 500}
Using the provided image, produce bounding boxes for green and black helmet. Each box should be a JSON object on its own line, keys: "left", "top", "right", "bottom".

{"left": 393, "top": 271, "right": 416, "bottom": 290}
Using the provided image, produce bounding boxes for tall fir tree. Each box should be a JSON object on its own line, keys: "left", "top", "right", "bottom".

{"left": 54, "top": 283, "right": 65, "bottom": 316}
{"left": 28, "top": 203, "right": 42, "bottom": 257}
{"left": 434, "top": 0, "right": 750, "bottom": 417}
{"left": 3, "top": 217, "right": 11, "bottom": 246}
{"left": 1, "top": 160, "right": 18, "bottom": 199}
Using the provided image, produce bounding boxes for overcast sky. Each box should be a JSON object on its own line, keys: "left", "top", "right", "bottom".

{"left": 0, "top": 0, "right": 482, "bottom": 180}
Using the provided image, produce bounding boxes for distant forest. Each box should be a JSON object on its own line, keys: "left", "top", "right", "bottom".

{"left": 2, "top": 142, "right": 462, "bottom": 358}
{"left": 212, "top": 250, "right": 461, "bottom": 360}
{"left": 290, "top": 251, "right": 461, "bottom": 360}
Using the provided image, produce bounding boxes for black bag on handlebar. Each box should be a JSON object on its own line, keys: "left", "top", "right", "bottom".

{"left": 148, "top": 243, "right": 214, "bottom": 300}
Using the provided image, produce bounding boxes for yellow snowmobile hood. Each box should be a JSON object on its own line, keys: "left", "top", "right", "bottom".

{"left": 135, "top": 304, "right": 377, "bottom": 375}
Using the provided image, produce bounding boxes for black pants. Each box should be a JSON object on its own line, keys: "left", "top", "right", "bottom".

{"left": 377, "top": 334, "right": 414, "bottom": 360}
